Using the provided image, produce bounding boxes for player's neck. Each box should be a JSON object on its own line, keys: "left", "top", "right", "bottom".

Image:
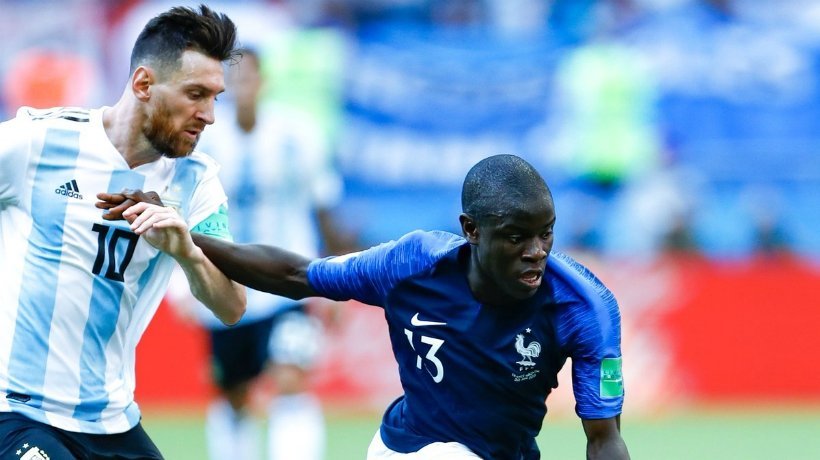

{"left": 466, "top": 256, "right": 506, "bottom": 307}
{"left": 103, "top": 101, "right": 162, "bottom": 169}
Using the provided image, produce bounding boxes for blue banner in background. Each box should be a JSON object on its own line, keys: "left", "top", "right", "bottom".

{"left": 336, "top": 19, "right": 820, "bottom": 255}
{"left": 336, "top": 24, "right": 564, "bottom": 243}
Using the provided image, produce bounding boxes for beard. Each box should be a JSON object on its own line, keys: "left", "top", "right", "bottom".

{"left": 143, "top": 101, "right": 199, "bottom": 158}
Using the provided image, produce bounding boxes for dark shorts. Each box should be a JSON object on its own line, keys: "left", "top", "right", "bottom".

{"left": 210, "top": 304, "right": 321, "bottom": 391}
{"left": 0, "top": 412, "right": 163, "bottom": 459}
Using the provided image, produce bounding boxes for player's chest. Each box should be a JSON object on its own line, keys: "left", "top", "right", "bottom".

{"left": 26, "top": 151, "right": 178, "bottom": 281}
{"left": 387, "top": 285, "right": 561, "bottom": 387}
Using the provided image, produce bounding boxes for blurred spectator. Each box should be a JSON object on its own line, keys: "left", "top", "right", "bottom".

{"left": 740, "top": 184, "right": 792, "bottom": 256}
{"left": 262, "top": 8, "right": 350, "bottom": 159}
{"left": 170, "top": 47, "right": 353, "bottom": 460}
{"left": 2, "top": 50, "right": 98, "bottom": 112}
{"left": 549, "top": 33, "right": 663, "bottom": 254}
{"left": 0, "top": 1, "right": 106, "bottom": 117}
{"left": 3, "top": 0, "right": 813, "bottom": 268}
{"left": 605, "top": 149, "right": 703, "bottom": 258}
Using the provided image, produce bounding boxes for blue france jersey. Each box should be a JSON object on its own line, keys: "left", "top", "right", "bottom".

{"left": 308, "top": 230, "right": 624, "bottom": 460}
{"left": 0, "top": 107, "right": 231, "bottom": 434}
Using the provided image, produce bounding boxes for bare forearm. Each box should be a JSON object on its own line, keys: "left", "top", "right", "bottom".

{"left": 587, "top": 436, "right": 630, "bottom": 460}
{"left": 191, "top": 233, "right": 317, "bottom": 299}
{"left": 113, "top": 201, "right": 246, "bottom": 324}
{"left": 175, "top": 245, "right": 246, "bottom": 325}
{"left": 583, "top": 416, "right": 630, "bottom": 460}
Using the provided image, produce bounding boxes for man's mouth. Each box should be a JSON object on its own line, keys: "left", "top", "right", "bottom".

{"left": 519, "top": 269, "right": 543, "bottom": 289}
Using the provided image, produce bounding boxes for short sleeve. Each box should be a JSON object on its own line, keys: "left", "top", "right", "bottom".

{"left": 307, "top": 230, "right": 463, "bottom": 306}
{"left": 191, "top": 202, "right": 232, "bottom": 241}
{"left": 0, "top": 112, "right": 32, "bottom": 204}
{"left": 569, "top": 291, "right": 625, "bottom": 420}
{"left": 306, "top": 239, "right": 405, "bottom": 306}
{"left": 184, "top": 153, "right": 231, "bottom": 240}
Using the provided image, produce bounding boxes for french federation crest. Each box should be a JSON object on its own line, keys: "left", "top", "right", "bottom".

{"left": 515, "top": 333, "right": 541, "bottom": 367}
{"left": 16, "top": 443, "right": 50, "bottom": 460}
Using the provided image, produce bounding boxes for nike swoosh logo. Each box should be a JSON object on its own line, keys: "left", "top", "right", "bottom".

{"left": 410, "top": 313, "right": 447, "bottom": 327}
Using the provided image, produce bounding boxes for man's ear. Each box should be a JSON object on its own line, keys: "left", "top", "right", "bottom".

{"left": 131, "top": 66, "right": 154, "bottom": 102}
{"left": 459, "top": 213, "right": 479, "bottom": 244}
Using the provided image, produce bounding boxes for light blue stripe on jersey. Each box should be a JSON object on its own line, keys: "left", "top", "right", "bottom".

{"left": 233, "top": 139, "right": 256, "bottom": 243}
{"left": 75, "top": 158, "right": 200, "bottom": 420}
{"left": 74, "top": 170, "right": 145, "bottom": 421}
{"left": 8, "top": 128, "right": 80, "bottom": 408}
{"left": 170, "top": 157, "right": 206, "bottom": 217}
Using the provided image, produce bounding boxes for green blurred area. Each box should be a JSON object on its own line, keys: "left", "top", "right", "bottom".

{"left": 143, "top": 405, "right": 820, "bottom": 459}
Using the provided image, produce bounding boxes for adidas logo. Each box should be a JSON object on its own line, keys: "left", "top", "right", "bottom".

{"left": 54, "top": 179, "right": 83, "bottom": 200}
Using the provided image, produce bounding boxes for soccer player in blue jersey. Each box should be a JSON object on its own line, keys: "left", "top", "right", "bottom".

{"left": 0, "top": 5, "right": 245, "bottom": 459}
{"left": 104, "top": 154, "right": 630, "bottom": 459}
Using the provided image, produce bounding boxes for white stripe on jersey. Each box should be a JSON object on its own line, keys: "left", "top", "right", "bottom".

{"left": 0, "top": 106, "right": 228, "bottom": 434}
{"left": 192, "top": 104, "right": 343, "bottom": 326}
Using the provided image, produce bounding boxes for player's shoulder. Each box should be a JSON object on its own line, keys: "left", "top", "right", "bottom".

{"left": 178, "top": 149, "right": 222, "bottom": 179}
{"left": 2, "top": 107, "right": 95, "bottom": 147}
{"left": 393, "top": 230, "right": 465, "bottom": 260}
{"left": 547, "top": 251, "right": 617, "bottom": 310}
{"left": 15, "top": 106, "right": 93, "bottom": 125}
{"left": 186, "top": 149, "right": 221, "bottom": 169}
{"left": 337, "top": 230, "right": 464, "bottom": 280}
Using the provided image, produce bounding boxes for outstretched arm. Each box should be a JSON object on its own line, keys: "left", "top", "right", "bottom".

{"left": 121, "top": 202, "right": 246, "bottom": 325}
{"left": 582, "top": 416, "right": 630, "bottom": 460}
{"left": 96, "top": 190, "right": 319, "bottom": 300}
{"left": 191, "top": 233, "right": 318, "bottom": 300}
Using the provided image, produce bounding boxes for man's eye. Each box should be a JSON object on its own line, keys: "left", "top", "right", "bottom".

{"left": 508, "top": 236, "right": 522, "bottom": 244}
{"left": 188, "top": 92, "right": 202, "bottom": 100}
{"left": 540, "top": 230, "right": 553, "bottom": 239}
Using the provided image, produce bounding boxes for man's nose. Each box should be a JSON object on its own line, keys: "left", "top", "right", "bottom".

{"left": 197, "top": 99, "right": 215, "bottom": 125}
{"left": 523, "top": 238, "right": 547, "bottom": 260}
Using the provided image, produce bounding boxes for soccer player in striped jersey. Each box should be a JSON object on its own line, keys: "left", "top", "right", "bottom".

{"left": 107, "top": 154, "right": 630, "bottom": 459}
{"left": 177, "top": 47, "right": 347, "bottom": 460}
{"left": 0, "top": 5, "right": 245, "bottom": 459}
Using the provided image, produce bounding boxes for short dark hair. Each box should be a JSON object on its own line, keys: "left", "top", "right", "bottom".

{"left": 461, "top": 154, "right": 551, "bottom": 220}
{"left": 129, "top": 4, "right": 238, "bottom": 75}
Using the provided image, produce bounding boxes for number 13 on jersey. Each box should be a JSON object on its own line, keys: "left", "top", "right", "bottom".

{"left": 404, "top": 328, "right": 445, "bottom": 383}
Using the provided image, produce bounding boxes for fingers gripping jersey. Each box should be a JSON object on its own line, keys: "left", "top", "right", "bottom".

{"left": 0, "top": 107, "right": 230, "bottom": 434}
{"left": 307, "top": 230, "right": 624, "bottom": 460}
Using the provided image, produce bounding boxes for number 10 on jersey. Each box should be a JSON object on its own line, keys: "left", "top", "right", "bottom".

{"left": 91, "top": 223, "right": 139, "bottom": 282}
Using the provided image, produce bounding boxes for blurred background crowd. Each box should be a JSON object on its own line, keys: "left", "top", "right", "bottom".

{"left": 2, "top": 0, "right": 819, "bottom": 457}
{"left": 2, "top": 0, "right": 819, "bottom": 261}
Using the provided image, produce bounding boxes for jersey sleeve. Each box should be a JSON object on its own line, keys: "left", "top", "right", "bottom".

{"left": 0, "top": 110, "right": 33, "bottom": 204}
{"left": 306, "top": 230, "right": 462, "bottom": 306}
{"left": 186, "top": 153, "right": 232, "bottom": 241}
{"left": 549, "top": 252, "right": 625, "bottom": 420}
{"left": 569, "top": 288, "right": 625, "bottom": 420}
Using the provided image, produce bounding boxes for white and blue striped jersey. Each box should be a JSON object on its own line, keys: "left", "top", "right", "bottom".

{"left": 307, "top": 230, "right": 624, "bottom": 460}
{"left": 0, "top": 106, "right": 231, "bottom": 434}
{"left": 191, "top": 103, "right": 342, "bottom": 328}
